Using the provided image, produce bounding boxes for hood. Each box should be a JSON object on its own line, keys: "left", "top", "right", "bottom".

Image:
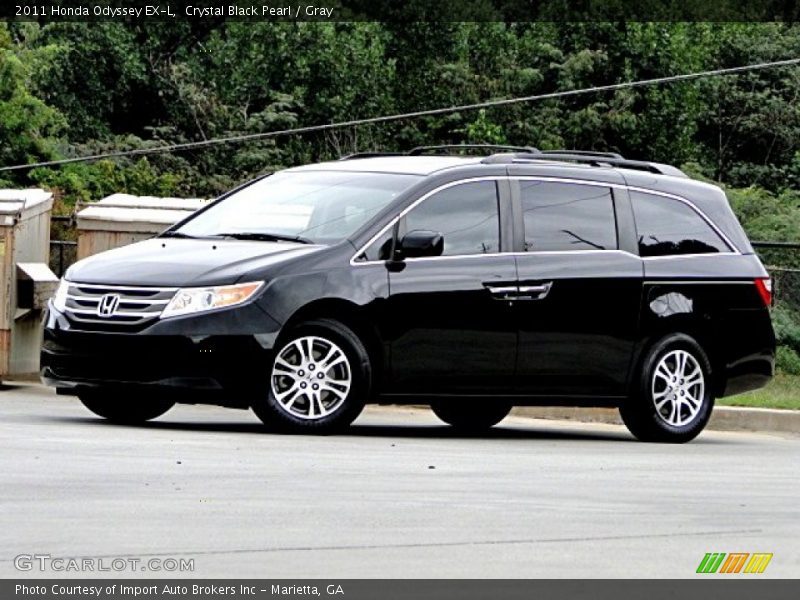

{"left": 65, "top": 238, "right": 323, "bottom": 287}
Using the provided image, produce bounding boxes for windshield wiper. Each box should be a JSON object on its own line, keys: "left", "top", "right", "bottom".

{"left": 215, "top": 232, "right": 315, "bottom": 244}
{"left": 160, "top": 231, "right": 200, "bottom": 239}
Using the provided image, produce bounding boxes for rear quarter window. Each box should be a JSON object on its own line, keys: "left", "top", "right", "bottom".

{"left": 630, "top": 191, "right": 731, "bottom": 257}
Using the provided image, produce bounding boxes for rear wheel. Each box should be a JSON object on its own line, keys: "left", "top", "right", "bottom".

{"left": 78, "top": 389, "right": 174, "bottom": 424}
{"left": 252, "top": 319, "right": 370, "bottom": 433}
{"left": 620, "top": 334, "right": 714, "bottom": 443}
{"left": 431, "top": 400, "right": 511, "bottom": 431}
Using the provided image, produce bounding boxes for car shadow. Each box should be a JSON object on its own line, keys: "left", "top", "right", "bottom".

{"left": 46, "top": 414, "right": 641, "bottom": 442}
{"left": 0, "top": 382, "right": 37, "bottom": 393}
{"left": 351, "top": 422, "right": 636, "bottom": 442}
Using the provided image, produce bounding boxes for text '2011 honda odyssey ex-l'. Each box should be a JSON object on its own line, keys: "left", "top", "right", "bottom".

{"left": 41, "top": 147, "right": 776, "bottom": 442}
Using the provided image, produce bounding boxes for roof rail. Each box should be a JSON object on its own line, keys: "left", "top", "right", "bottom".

{"left": 408, "top": 144, "right": 539, "bottom": 156}
{"left": 481, "top": 152, "right": 687, "bottom": 178}
{"left": 339, "top": 152, "right": 404, "bottom": 161}
{"left": 339, "top": 146, "right": 686, "bottom": 178}
{"left": 539, "top": 149, "right": 624, "bottom": 159}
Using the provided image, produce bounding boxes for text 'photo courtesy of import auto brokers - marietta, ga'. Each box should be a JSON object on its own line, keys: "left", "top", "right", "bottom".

{"left": 15, "top": 584, "right": 345, "bottom": 597}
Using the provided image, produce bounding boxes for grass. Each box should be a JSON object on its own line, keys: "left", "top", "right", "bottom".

{"left": 718, "top": 372, "right": 800, "bottom": 410}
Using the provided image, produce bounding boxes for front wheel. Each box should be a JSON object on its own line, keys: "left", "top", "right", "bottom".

{"left": 252, "top": 319, "right": 370, "bottom": 433}
{"left": 79, "top": 389, "right": 174, "bottom": 424}
{"left": 431, "top": 400, "right": 511, "bottom": 432}
{"left": 620, "top": 334, "right": 714, "bottom": 443}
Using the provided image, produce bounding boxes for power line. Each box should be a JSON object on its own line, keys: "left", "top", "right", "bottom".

{"left": 2, "top": 57, "right": 799, "bottom": 173}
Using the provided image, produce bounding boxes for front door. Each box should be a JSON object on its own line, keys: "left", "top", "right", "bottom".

{"left": 385, "top": 180, "right": 518, "bottom": 393}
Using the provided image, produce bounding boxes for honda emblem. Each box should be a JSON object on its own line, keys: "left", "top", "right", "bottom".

{"left": 97, "top": 294, "right": 121, "bottom": 317}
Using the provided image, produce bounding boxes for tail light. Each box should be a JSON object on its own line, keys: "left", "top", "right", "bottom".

{"left": 754, "top": 277, "right": 772, "bottom": 307}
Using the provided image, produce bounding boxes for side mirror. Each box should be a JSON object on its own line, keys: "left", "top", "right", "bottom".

{"left": 396, "top": 230, "right": 444, "bottom": 259}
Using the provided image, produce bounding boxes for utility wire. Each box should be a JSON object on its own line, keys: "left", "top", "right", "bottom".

{"left": 2, "top": 57, "right": 799, "bottom": 173}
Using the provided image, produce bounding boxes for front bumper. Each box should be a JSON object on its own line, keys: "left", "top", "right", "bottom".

{"left": 41, "top": 302, "right": 282, "bottom": 403}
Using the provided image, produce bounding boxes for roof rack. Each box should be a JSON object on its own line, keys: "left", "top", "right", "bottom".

{"left": 538, "top": 149, "right": 624, "bottom": 159}
{"left": 338, "top": 146, "right": 686, "bottom": 178}
{"left": 339, "top": 145, "right": 540, "bottom": 161}
{"left": 339, "top": 152, "right": 405, "bottom": 161}
{"left": 407, "top": 144, "right": 540, "bottom": 156}
{"left": 481, "top": 152, "right": 687, "bottom": 178}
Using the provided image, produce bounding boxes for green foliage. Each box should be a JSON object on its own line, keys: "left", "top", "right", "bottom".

{"left": 29, "top": 158, "right": 182, "bottom": 207}
{"left": 460, "top": 110, "right": 507, "bottom": 145}
{"left": 776, "top": 346, "right": 800, "bottom": 376}
{"left": 726, "top": 187, "right": 800, "bottom": 245}
{"left": 0, "top": 21, "right": 799, "bottom": 205}
{"left": 772, "top": 305, "right": 800, "bottom": 355}
{"left": 32, "top": 23, "right": 149, "bottom": 141}
{"left": 695, "top": 23, "right": 800, "bottom": 189}
{"left": 771, "top": 304, "right": 800, "bottom": 376}
{"left": 0, "top": 24, "right": 65, "bottom": 167}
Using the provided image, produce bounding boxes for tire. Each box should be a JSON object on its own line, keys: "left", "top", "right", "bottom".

{"left": 431, "top": 400, "right": 511, "bottom": 431}
{"left": 252, "top": 319, "right": 370, "bottom": 433}
{"left": 78, "top": 389, "right": 175, "bottom": 424}
{"left": 620, "top": 334, "right": 714, "bottom": 443}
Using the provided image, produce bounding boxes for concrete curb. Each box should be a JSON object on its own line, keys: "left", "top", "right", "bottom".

{"left": 510, "top": 405, "right": 800, "bottom": 435}
{"left": 8, "top": 379, "right": 797, "bottom": 435}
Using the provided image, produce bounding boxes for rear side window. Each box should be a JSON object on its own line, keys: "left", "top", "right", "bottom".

{"left": 402, "top": 181, "right": 500, "bottom": 256}
{"left": 630, "top": 191, "right": 730, "bottom": 257}
{"left": 519, "top": 181, "right": 617, "bottom": 252}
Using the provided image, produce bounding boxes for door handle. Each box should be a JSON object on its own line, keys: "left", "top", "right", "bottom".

{"left": 516, "top": 282, "right": 553, "bottom": 300}
{"left": 484, "top": 284, "right": 518, "bottom": 300}
{"left": 484, "top": 282, "right": 553, "bottom": 300}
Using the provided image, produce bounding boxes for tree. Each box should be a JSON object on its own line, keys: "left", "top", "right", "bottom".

{"left": 0, "top": 24, "right": 64, "bottom": 174}
{"left": 695, "top": 23, "right": 800, "bottom": 190}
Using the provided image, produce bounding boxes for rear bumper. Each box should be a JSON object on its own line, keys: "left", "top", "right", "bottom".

{"left": 721, "top": 351, "right": 775, "bottom": 397}
{"left": 719, "top": 308, "right": 776, "bottom": 397}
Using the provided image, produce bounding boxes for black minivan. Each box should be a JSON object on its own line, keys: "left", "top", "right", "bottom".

{"left": 41, "top": 148, "right": 776, "bottom": 442}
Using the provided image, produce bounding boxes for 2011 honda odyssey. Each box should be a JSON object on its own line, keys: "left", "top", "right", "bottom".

{"left": 41, "top": 147, "right": 776, "bottom": 442}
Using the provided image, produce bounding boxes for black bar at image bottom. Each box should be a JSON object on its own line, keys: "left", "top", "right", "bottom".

{"left": 5, "top": 580, "right": 799, "bottom": 600}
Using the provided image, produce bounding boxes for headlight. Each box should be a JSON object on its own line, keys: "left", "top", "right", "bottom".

{"left": 161, "top": 281, "right": 264, "bottom": 319}
{"left": 52, "top": 279, "right": 69, "bottom": 313}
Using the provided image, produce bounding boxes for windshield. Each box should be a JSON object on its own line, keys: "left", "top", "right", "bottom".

{"left": 173, "top": 170, "right": 421, "bottom": 245}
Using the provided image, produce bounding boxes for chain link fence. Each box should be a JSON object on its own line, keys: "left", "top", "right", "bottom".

{"left": 771, "top": 268, "right": 800, "bottom": 309}
{"left": 755, "top": 242, "right": 800, "bottom": 312}
{"left": 49, "top": 215, "right": 77, "bottom": 278}
{"left": 755, "top": 243, "right": 800, "bottom": 375}
{"left": 49, "top": 240, "right": 77, "bottom": 278}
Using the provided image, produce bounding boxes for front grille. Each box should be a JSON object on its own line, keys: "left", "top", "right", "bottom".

{"left": 63, "top": 282, "right": 176, "bottom": 331}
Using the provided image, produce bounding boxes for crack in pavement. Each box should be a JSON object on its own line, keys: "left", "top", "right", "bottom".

{"left": 0, "top": 528, "right": 763, "bottom": 561}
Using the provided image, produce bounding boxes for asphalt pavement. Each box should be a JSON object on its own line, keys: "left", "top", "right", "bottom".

{"left": 1, "top": 382, "right": 798, "bottom": 578}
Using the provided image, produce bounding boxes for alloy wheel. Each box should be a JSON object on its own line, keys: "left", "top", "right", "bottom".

{"left": 651, "top": 349, "right": 705, "bottom": 427}
{"left": 271, "top": 335, "right": 352, "bottom": 420}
